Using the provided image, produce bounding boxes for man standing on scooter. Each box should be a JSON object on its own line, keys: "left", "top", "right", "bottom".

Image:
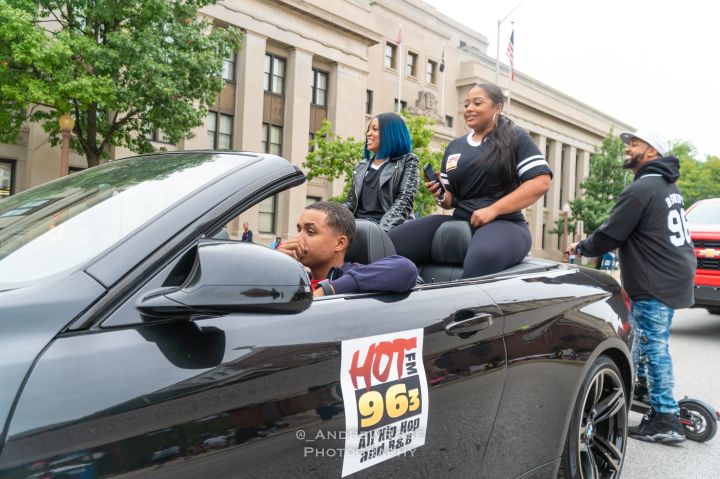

{"left": 568, "top": 129, "right": 696, "bottom": 444}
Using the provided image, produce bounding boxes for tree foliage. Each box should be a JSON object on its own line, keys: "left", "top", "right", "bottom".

{"left": 671, "top": 141, "right": 720, "bottom": 207}
{"left": 0, "top": 0, "right": 243, "bottom": 167}
{"left": 303, "top": 111, "right": 444, "bottom": 216}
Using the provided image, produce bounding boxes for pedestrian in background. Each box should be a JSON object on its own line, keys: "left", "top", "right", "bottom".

{"left": 241, "top": 222, "right": 253, "bottom": 242}
{"left": 569, "top": 129, "right": 695, "bottom": 444}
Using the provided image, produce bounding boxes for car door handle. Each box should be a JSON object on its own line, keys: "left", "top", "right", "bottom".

{"left": 445, "top": 312, "right": 494, "bottom": 336}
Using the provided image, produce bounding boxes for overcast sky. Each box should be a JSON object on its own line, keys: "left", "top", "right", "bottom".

{"left": 424, "top": 0, "right": 719, "bottom": 159}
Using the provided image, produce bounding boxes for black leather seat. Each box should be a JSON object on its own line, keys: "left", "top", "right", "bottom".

{"left": 417, "top": 221, "right": 472, "bottom": 283}
{"left": 345, "top": 220, "right": 397, "bottom": 264}
{"left": 416, "top": 220, "right": 557, "bottom": 283}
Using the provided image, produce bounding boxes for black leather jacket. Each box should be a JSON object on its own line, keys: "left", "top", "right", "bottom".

{"left": 344, "top": 153, "right": 419, "bottom": 231}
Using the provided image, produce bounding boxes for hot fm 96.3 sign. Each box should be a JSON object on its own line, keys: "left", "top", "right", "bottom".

{"left": 340, "top": 329, "right": 429, "bottom": 477}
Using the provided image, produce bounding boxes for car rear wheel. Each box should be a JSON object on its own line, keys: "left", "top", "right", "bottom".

{"left": 558, "top": 356, "right": 628, "bottom": 479}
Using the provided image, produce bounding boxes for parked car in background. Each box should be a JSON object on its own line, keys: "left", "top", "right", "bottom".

{"left": 687, "top": 198, "right": 720, "bottom": 314}
{"left": 0, "top": 151, "right": 632, "bottom": 478}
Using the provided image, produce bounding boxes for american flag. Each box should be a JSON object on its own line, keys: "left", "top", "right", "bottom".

{"left": 506, "top": 29, "right": 515, "bottom": 81}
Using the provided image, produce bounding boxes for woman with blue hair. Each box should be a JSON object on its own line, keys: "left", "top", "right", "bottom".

{"left": 344, "top": 112, "right": 419, "bottom": 231}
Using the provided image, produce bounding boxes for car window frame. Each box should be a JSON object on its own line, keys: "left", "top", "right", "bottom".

{"left": 67, "top": 171, "right": 305, "bottom": 331}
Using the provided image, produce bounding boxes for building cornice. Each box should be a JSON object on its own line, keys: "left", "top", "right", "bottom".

{"left": 267, "top": 0, "right": 383, "bottom": 45}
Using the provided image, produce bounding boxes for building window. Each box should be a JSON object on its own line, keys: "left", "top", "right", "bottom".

{"left": 146, "top": 126, "right": 171, "bottom": 144}
{"left": 264, "top": 54, "right": 286, "bottom": 95}
{"left": 426, "top": 60, "right": 437, "bottom": 84}
{"left": 0, "top": 160, "right": 15, "bottom": 198}
{"left": 366, "top": 90, "right": 373, "bottom": 115}
{"left": 262, "top": 123, "right": 283, "bottom": 156}
{"left": 445, "top": 116, "right": 453, "bottom": 128}
{"left": 306, "top": 196, "right": 321, "bottom": 206}
{"left": 393, "top": 98, "right": 407, "bottom": 111}
{"left": 207, "top": 112, "right": 233, "bottom": 150}
{"left": 406, "top": 52, "right": 418, "bottom": 77}
{"left": 222, "top": 50, "right": 236, "bottom": 81}
{"left": 311, "top": 69, "right": 328, "bottom": 107}
{"left": 384, "top": 43, "right": 397, "bottom": 69}
{"left": 258, "top": 196, "right": 276, "bottom": 233}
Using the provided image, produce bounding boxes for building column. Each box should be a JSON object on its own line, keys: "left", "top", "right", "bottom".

{"left": 223, "top": 31, "right": 267, "bottom": 238}
{"left": 529, "top": 135, "right": 547, "bottom": 257}
{"left": 236, "top": 31, "right": 267, "bottom": 152}
{"left": 275, "top": 47, "right": 313, "bottom": 238}
{"left": 577, "top": 149, "right": 591, "bottom": 195}
{"left": 561, "top": 145, "right": 577, "bottom": 208}
{"left": 545, "top": 139, "right": 562, "bottom": 254}
{"left": 329, "top": 63, "right": 367, "bottom": 198}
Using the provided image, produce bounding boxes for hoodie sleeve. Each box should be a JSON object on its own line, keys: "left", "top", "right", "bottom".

{"left": 588, "top": 185, "right": 648, "bottom": 243}
{"left": 330, "top": 255, "right": 418, "bottom": 294}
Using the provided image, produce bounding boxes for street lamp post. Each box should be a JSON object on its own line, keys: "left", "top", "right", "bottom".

{"left": 58, "top": 113, "right": 75, "bottom": 177}
{"left": 561, "top": 202, "right": 571, "bottom": 262}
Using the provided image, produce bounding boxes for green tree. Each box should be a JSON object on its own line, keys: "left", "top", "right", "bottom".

{"left": 0, "top": 0, "right": 243, "bottom": 167}
{"left": 303, "top": 119, "right": 364, "bottom": 202}
{"left": 551, "top": 132, "right": 627, "bottom": 237}
{"left": 671, "top": 140, "right": 720, "bottom": 207}
{"left": 303, "top": 112, "right": 444, "bottom": 216}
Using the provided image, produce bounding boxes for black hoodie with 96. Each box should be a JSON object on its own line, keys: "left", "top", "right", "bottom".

{"left": 577, "top": 156, "right": 696, "bottom": 308}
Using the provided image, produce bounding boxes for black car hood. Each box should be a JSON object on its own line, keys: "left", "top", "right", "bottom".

{"left": 0, "top": 272, "right": 105, "bottom": 449}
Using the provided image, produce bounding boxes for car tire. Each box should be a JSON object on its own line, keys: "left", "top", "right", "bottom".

{"left": 558, "top": 355, "right": 628, "bottom": 479}
{"left": 707, "top": 307, "right": 720, "bottom": 315}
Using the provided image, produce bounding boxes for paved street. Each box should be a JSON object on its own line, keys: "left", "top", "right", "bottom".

{"left": 623, "top": 307, "right": 720, "bottom": 478}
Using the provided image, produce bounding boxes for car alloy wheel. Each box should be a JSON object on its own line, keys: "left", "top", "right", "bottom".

{"left": 560, "top": 356, "right": 628, "bottom": 479}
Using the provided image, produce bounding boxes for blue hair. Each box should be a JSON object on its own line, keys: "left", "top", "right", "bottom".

{"left": 363, "top": 112, "right": 413, "bottom": 160}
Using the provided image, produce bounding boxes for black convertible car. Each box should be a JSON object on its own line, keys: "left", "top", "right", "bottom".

{"left": 0, "top": 152, "right": 632, "bottom": 479}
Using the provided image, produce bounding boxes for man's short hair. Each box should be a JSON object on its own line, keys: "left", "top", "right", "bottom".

{"left": 305, "top": 201, "right": 355, "bottom": 244}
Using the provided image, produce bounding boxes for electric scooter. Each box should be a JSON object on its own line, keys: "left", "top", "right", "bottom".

{"left": 631, "top": 394, "right": 719, "bottom": 442}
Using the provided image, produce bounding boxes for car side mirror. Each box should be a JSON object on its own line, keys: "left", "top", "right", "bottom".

{"left": 137, "top": 240, "right": 312, "bottom": 319}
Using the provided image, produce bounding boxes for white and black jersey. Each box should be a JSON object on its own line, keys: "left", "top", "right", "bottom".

{"left": 440, "top": 126, "right": 552, "bottom": 222}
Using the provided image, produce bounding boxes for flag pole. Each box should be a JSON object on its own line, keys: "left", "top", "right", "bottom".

{"left": 397, "top": 26, "right": 403, "bottom": 113}
{"left": 440, "top": 46, "right": 446, "bottom": 120}
{"left": 506, "top": 23, "right": 514, "bottom": 116}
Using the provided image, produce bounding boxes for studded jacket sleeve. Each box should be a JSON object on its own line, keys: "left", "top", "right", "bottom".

{"left": 379, "top": 153, "right": 420, "bottom": 231}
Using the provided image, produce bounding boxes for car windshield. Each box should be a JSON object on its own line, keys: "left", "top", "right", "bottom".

{"left": 0, "top": 153, "right": 243, "bottom": 285}
{"left": 687, "top": 200, "right": 720, "bottom": 225}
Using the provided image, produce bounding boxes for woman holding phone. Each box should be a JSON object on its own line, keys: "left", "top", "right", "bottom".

{"left": 388, "top": 82, "right": 552, "bottom": 278}
{"left": 344, "top": 112, "right": 419, "bottom": 231}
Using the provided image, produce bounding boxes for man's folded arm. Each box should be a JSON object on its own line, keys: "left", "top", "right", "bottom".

{"left": 330, "top": 255, "right": 418, "bottom": 294}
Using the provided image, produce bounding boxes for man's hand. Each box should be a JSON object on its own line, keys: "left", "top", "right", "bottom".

{"left": 470, "top": 206, "right": 498, "bottom": 227}
{"left": 566, "top": 242, "right": 580, "bottom": 256}
{"left": 313, "top": 288, "right": 326, "bottom": 298}
{"left": 276, "top": 237, "right": 307, "bottom": 261}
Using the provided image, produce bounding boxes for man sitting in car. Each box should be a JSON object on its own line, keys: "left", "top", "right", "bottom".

{"left": 277, "top": 201, "right": 418, "bottom": 297}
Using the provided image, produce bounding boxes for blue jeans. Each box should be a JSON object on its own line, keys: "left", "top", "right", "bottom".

{"left": 630, "top": 298, "right": 679, "bottom": 414}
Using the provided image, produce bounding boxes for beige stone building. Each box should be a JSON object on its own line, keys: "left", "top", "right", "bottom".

{"left": 0, "top": 0, "right": 631, "bottom": 259}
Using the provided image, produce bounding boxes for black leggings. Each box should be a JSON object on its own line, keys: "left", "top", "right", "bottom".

{"left": 388, "top": 215, "right": 532, "bottom": 278}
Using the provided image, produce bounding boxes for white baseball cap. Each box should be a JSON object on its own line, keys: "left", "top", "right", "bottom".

{"left": 619, "top": 129, "right": 668, "bottom": 157}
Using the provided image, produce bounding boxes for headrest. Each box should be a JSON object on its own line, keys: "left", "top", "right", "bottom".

{"left": 430, "top": 221, "right": 472, "bottom": 264}
{"left": 345, "top": 220, "right": 397, "bottom": 264}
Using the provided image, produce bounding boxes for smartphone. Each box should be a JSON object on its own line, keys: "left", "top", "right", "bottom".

{"left": 423, "top": 163, "right": 445, "bottom": 193}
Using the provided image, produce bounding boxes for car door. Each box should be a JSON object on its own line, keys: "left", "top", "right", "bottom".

{"left": 0, "top": 261, "right": 505, "bottom": 479}
{"left": 476, "top": 267, "right": 627, "bottom": 478}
